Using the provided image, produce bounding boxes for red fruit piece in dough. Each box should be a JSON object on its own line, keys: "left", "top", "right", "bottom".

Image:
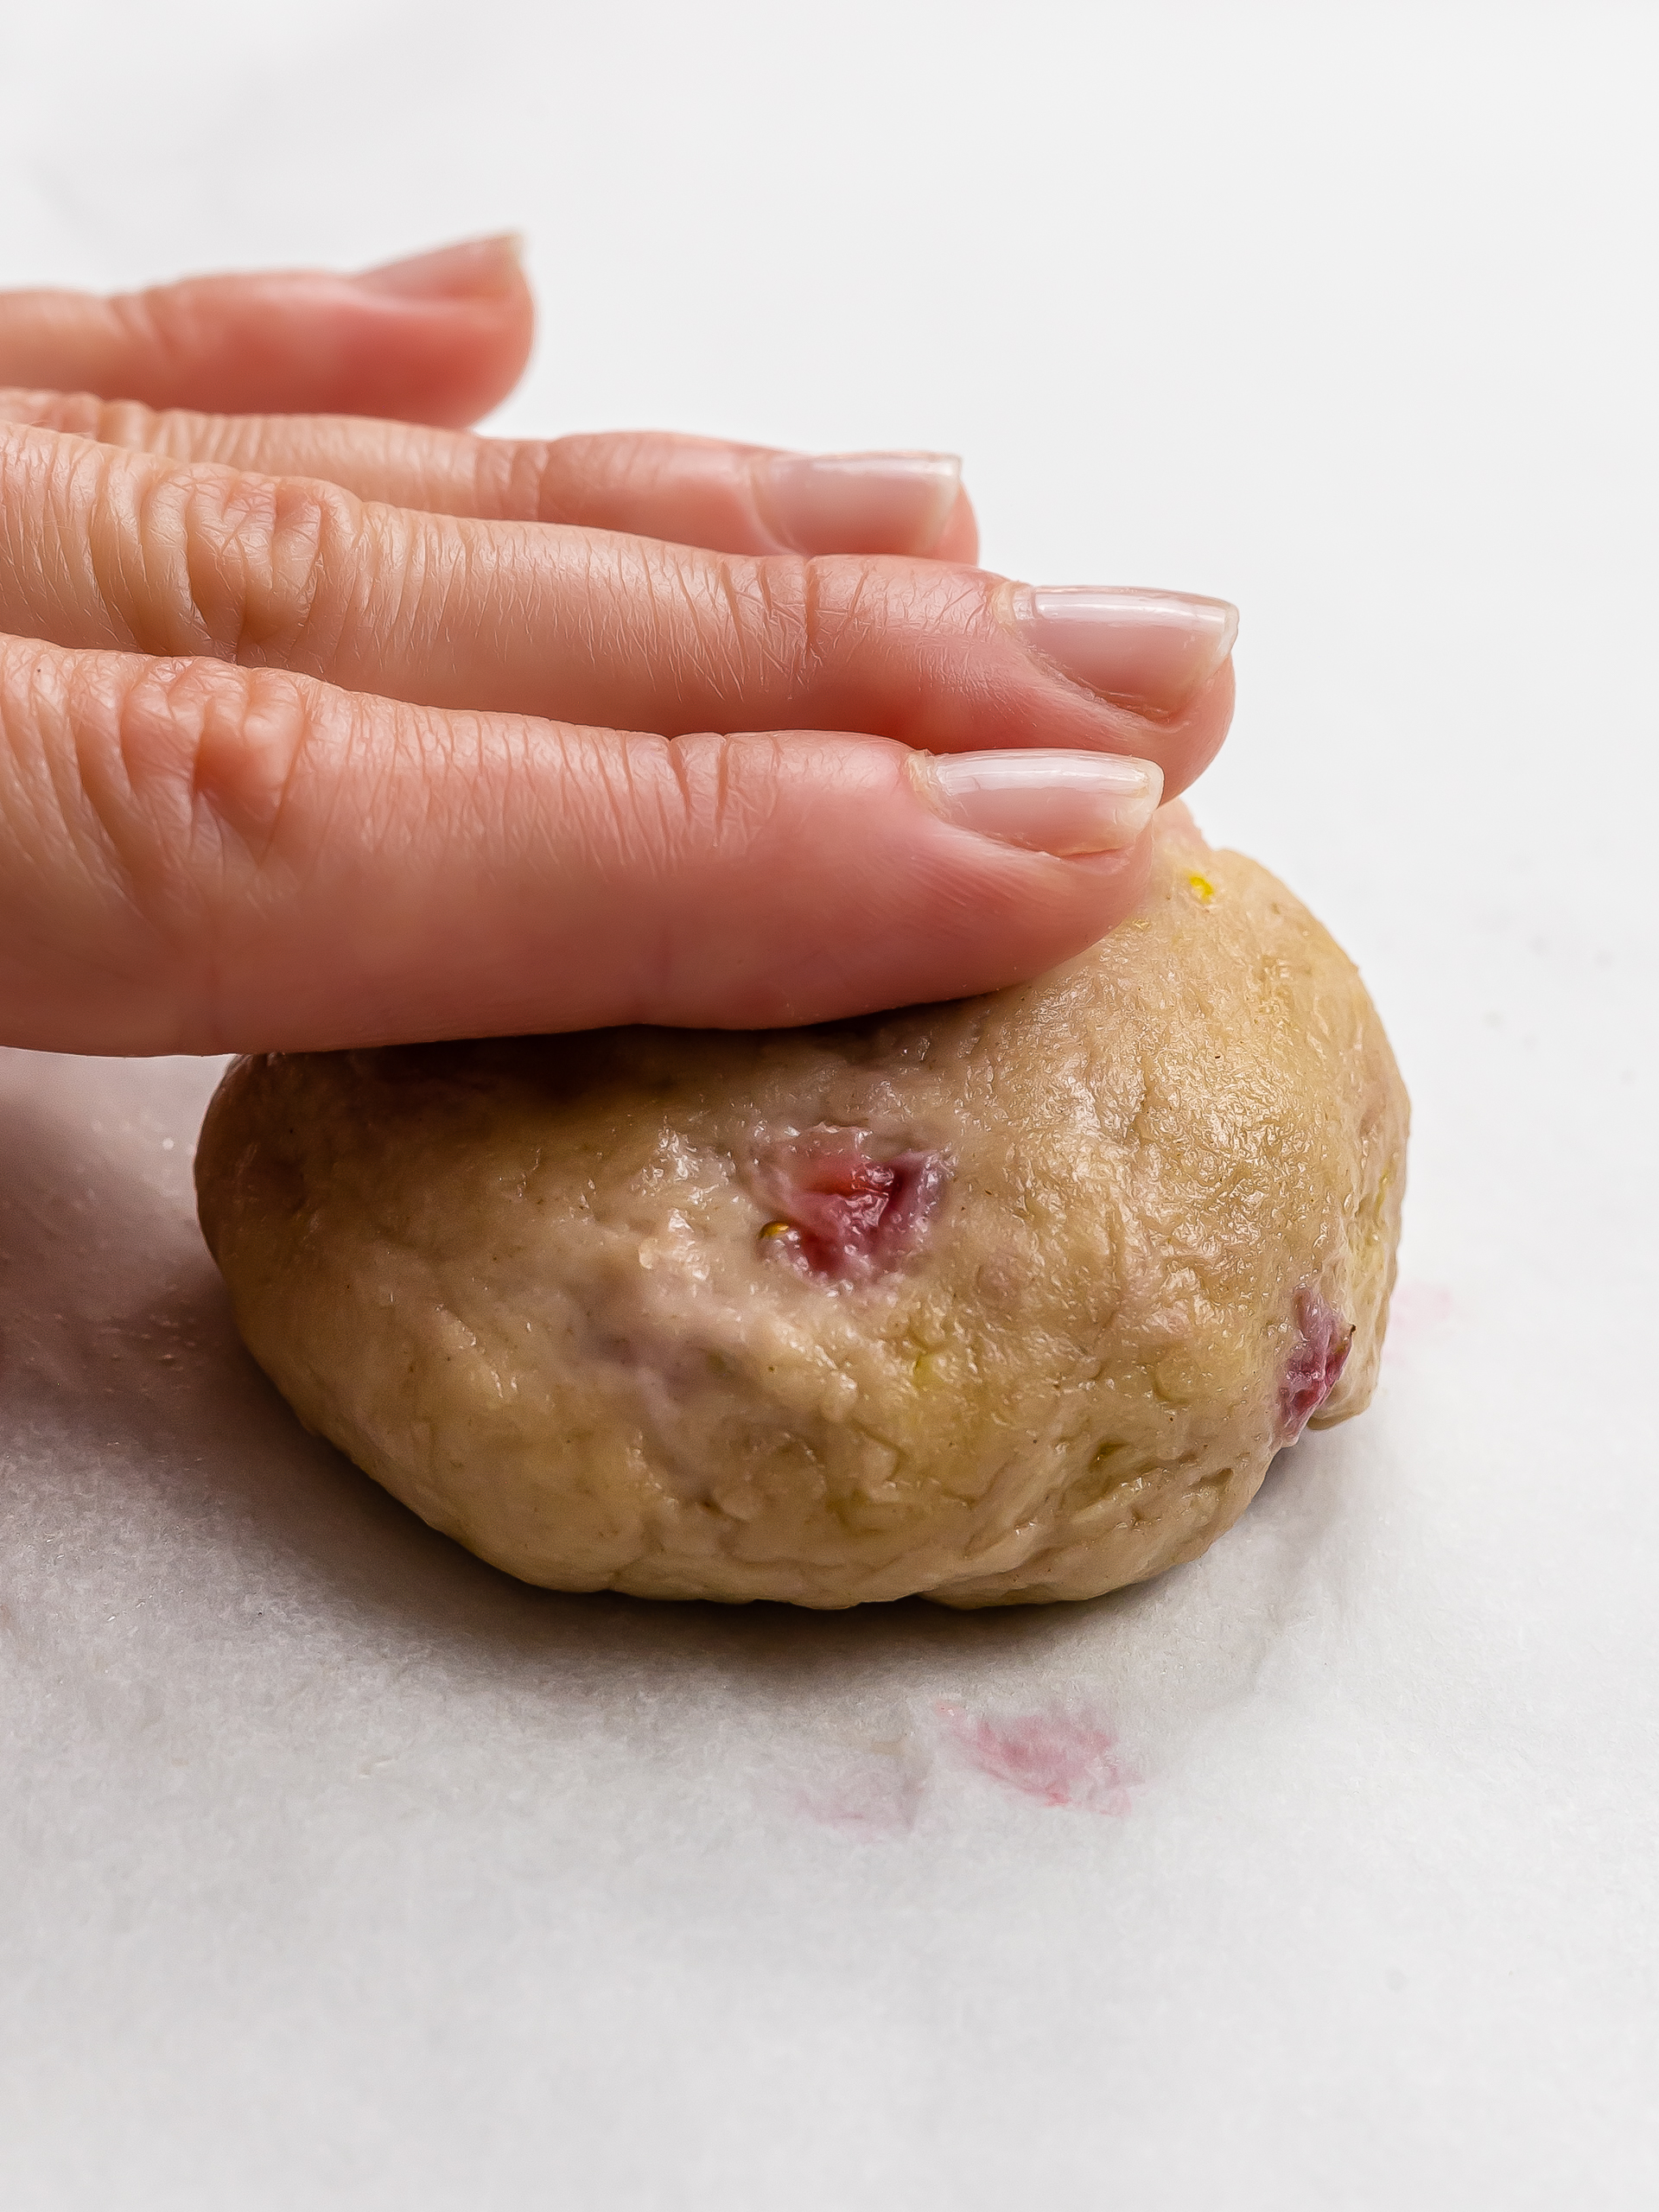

{"left": 1279, "top": 1287, "right": 1353, "bottom": 1440}
{"left": 760, "top": 1144, "right": 945, "bottom": 1281}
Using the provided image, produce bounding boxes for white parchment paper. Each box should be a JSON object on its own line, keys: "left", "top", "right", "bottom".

{"left": 2, "top": 4, "right": 1655, "bottom": 2205}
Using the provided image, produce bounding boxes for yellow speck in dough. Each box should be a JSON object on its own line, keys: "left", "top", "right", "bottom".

{"left": 1187, "top": 871, "right": 1217, "bottom": 903}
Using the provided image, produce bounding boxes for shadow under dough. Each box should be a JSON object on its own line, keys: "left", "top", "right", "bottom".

{"left": 0, "top": 1072, "right": 1354, "bottom": 1713}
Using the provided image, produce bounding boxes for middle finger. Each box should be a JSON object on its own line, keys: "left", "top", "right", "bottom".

{"left": 0, "top": 423, "right": 1236, "bottom": 787}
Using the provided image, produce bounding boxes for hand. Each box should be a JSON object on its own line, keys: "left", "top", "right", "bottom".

{"left": 0, "top": 236, "right": 1237, "bottom": 1054}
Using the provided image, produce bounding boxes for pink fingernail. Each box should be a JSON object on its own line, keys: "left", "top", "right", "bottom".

{"left": 351, "top": 233, "right": 525, "bottom": 302}
{"left": 909, "top": 748, "right": 1163, "bottom": 856}
{"left": 1011, "top": 586, "right": 1238, "bottom": 715}
{"left": 753, "top": 450, "right": 962, "bottom": 556}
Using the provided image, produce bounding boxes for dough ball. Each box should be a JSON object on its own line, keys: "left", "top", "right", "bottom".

{"left": 195, "top": 823, "right": 1408, "bottom": 1609}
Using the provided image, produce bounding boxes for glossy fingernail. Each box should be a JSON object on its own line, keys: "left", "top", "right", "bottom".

{"left": 754, "top": 450, "right": 962, "bottom": 556}
{"left": 909, "top": 748, "right": 1163, "bottom": 856}
{"left": 352, "top": 233, "right": 525, "bottom": 302}
{"left": 1011, "top": 586, "right": 1237, "bottom": 715}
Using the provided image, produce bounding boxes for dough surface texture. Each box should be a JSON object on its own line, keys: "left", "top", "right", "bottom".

{"left": 196, "top": 826, "right": 1408, "bottom": 1608}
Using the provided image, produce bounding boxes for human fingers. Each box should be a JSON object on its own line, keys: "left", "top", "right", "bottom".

{"left": 0, "top": 425, "right": 1234, "bottom": 791}
{"left": 0, "top": 391, "right": 978, "bottom": 559}
{"left": 0, "top": 634, "right": 1165, "bottom": 1054}
{"left": 0, "top": 237, "right": 531, "bottom": 426}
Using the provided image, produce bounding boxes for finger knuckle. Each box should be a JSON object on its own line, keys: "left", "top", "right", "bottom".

{"left": 576, "top": 726, "right": 689, "bottom": 878}
{"left": 10, "top": 428, "right": 358, "bottom": 672}
{"left": 545, "top": 727, "right": 744, "bottom": 882}
{"left": 95, "top": 395, "right": 176, "bottom": 454}
{"left": 103, "top": 653, "right": 319, "bottom": 884}
{"left": 448, "top": 429, "right": 578, "bottom": 525}
{"left": 106, "top": 283, "right": 219, "bottom": 386}
{"left": 67, "top": 449, "right": 351, "bottom": 671}
{"left": 0, "top": 640, "right": 323, "bottom": 973}
{"left": 1, "top": 423, "right": 124, "bottom": 639}
{"left": 662, "top": 546, "right": 819, "bottom": 702}
{"left": 176, "top": 467, "right": 354, "bottom": 667}
{"left": 0, "top": 388, "right": 104, "bottom": 435}
{"left": 660, "top": 728, "right": 787, "bottom": 866}
{"left": 720, "top": 552, "right": 908, "bottom": 701}
{"left": 478, "top": 433, "right": 578, "bottom": 524}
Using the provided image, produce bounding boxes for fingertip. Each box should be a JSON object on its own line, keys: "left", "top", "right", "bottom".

{"left": 885, "top": 740, "right": 1160, "bottom": 1003}
{"left": 1154, "top": 652, "right": 1236, "bottom": 802}
{"left": 929, "top": 485, "right": 979, "bottom": 564}
{"left": 656, "top": 734, "right": 1160, "bottom": 1027}
{"left": 349, "top": 233, "right": 527, "bottom": 303}
{"left": 79, "top": 249, "right": 536, "bottom": 422}
{"left": 750, "top": 451, "right": 963, "bottom": 558}
{"left": 340, "top": 234, "right": 535, "bottom": 424}
{"left": 809, "top": 823, "right": 1154, "bottom": 1021}
{"left": 323, "top": 269, "right": 535, "bottom": 427}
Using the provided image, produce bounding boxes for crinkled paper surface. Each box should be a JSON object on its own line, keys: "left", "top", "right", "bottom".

{"left": 3, "top": 937, "right": 1651, "bottom": 2209}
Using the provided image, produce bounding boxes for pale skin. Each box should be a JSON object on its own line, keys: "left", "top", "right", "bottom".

{"left": 0, "top": 234, "right": 1239, "bottom": 1055}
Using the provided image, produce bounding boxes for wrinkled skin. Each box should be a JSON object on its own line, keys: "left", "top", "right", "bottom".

{"left": 0, "top": 240, "right": 1241, "bottom": 1058}
{"left": 196, "top": 818, "right": 1408, "bottom": 1608}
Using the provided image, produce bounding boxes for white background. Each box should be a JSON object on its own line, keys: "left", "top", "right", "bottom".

{"left": 2, "top": 3, "right": 1656, "bottom": 2204}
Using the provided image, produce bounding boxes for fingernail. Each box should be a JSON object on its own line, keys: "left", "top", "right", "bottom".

{"left": 1010, "top": 586, "right": 1237, "bottom": 715}
{"left": 753, "top": 450, "right": 962, "bottom": 556}
{"left": 351, "top": 233, "right": 525, "bottom": 302}
{"left": 909, "top": 748, "right": 1163, "bottom": 856}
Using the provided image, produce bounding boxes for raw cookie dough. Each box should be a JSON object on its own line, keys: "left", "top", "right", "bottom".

{"left": 195, "top": 819, "right": 1408, "bottom": 1608}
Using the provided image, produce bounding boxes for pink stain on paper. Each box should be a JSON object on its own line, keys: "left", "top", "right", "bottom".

{"left": 935, "top": 1703, "right": 1135, "bottom": 1815}
{"left": 792, "top": 1759, "right": 925, "bottom": 1839}
{"left": 1385, "top": 1280, "right": 1454, "bottom": 1356}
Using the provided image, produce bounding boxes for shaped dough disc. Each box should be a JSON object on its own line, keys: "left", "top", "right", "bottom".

{"left": 196, "top": 821, "right": 1408, "bottom": 1608}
